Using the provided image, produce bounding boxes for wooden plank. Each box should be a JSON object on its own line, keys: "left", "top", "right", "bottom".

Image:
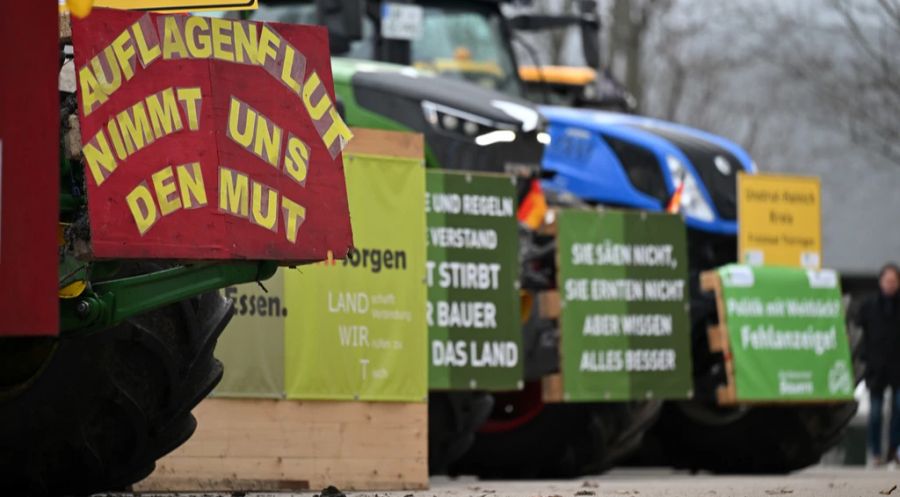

{"left": 538, "top": 290, "right": 561, "bottom": 319}
{"left": 136, "top": 398, "right": 428, "bottom": 491}
{"left": 538, "top": 215, "right": 558, "bottom": 236}
{"left": 59, "top": 12, "right": 71, "bottom": 42}
{"left": 701, "top": 270, "right": 740, "bottom": 406}
{"left": 344, "top": 128, "right": 424, "bottom": 160}
{"left": 542, "top": 373, "right": 564, "bottom": 403}
{"left": 142, "top": 456, "right": 426, "bottom": 491}
{"left": 64, "top": 114, "right": 81, "bottom": 159}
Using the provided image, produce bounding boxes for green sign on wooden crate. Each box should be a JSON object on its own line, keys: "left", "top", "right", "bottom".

{"left": 557, "top": 209, "right": 693, "bottom": 401}
{"left": 284, "top": 152, "right": 428, "bottom": 402}
{"left": 426, "top": 171, "right": 522, "bottom": 390}
{"left": 718, "top": 264, "right": 854, "bottom": 401}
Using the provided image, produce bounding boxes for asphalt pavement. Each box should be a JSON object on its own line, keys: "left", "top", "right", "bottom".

{"left": 97, "top": 467, "right": 900, "bottom": 497}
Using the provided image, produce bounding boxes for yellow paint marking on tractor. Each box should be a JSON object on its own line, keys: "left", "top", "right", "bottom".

{"left": 519, "top": 66, "right": 597, "bottom": 86}
{"left": 59, "top": 280, "right": 88, "bottom": 299}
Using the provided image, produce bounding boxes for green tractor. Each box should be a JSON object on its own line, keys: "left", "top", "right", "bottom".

{"left": 1, "top": 3, "right": 354, "bottom": 494}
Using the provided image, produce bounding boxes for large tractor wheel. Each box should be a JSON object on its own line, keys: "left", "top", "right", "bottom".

{"left": 650, "top": 400, "right": 857, "bottom": 473}
{"left": 641, "top": 275, "right": 860, "bottom": 474}
{"left": 428, "top": 391, "right": 494, "bottom": 474}
{"left": 0, "top": 289, "right": 233, "bottom": 496}
{"left": 449, "top": 382, "right": 661, "bottom": 478}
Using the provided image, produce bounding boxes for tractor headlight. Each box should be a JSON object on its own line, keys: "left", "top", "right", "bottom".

{"left": 422, "top": 100, "right": 515, "bottom": 141}
{"left": 666, "top": 155, "right": 716, "bottom": 222}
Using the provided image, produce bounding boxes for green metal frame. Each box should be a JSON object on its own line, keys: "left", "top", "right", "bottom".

{"left": 59, "top": 149, "right": 282, "bottom": 335}
{"left": 60, "top": 261, "right": 278, "bottom": 334}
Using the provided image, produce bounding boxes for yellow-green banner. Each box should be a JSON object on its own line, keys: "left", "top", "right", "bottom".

{"left": 284, "top": 153, "right": 428, "bottom": 402}
{"left": 213, "top": 270, "right": 286, "bottom": 398}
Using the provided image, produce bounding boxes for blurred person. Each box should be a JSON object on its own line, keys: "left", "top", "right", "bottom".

{"left": 856, "top": 263, "right": 900, "bottom": 466}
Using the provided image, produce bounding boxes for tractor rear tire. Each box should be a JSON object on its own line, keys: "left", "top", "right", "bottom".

{"left": 0, "top": 290, "right": 233, "bottom": 496}
{"left": 649, "top": 400, "right": 857, "bottom": 473}
{"left": 428, "top": 391, "right": 494, "bottom": 474}
{"left": 451, "top": 399, "right": 661, "bottom": 478}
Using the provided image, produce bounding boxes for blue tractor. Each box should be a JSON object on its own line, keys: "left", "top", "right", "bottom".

{"left": 540, "top": 107, "right": 755, "bottom": 236}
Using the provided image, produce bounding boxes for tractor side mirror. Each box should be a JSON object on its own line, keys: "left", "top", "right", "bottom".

{"left": 316, "top": 0, "right": 364, "bottom": 54}
{"left": 578, "top": 0, "right": 601, "bottom": 70}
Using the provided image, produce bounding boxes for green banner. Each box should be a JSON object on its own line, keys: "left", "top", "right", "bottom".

{"left": 213, "top": 270, "right": 286, "bottom": 398}
{"left": 427, "top": 171, "right": 522, "bottom": 391}
{"left": 284, "top": 153, "right": 428, "bottom": 402}
{"left": 557, "top": 209, "right": 693, "bottom": 401}
{"left": 718, "top": 265, "right": 854, "bottom": 401}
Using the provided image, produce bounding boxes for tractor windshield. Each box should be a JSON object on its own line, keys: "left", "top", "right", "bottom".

{"left": 248, "top": 1, "right": 522, "bottom": 97}
{"left": 411, "top": 3, "right": 522, "bottom": 98}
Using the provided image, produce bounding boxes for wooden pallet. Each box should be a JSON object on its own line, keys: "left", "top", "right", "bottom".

{"left": 534, "top": 290, "right": 566, "bottom": 402}
{"left": 135, "top": 398, "right": 428, "bottom": 492}
{"left": 700, "top": 270, "right": 738, "bottom": 405}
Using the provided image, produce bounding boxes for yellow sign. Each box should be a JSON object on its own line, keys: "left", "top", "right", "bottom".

{"left": 61, "top": 0, "right": 257, "bottom": 14}
{"left": 738, "top": 172, "right": 822, "bottom": 269}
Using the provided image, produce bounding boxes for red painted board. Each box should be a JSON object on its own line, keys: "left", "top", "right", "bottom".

{"left": 0, "top": 1, "right": 60, "bottom": 336}
{"left": 73, "top": 9, "right": 353, "bottom": 262}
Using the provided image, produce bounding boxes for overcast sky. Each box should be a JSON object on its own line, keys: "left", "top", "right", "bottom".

{"left": 515, "top": 0, "right": 900, "bottom": 274}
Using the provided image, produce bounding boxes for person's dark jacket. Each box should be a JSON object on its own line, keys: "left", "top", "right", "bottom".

{"left": 856, "top": 292, "right": 900, "bottom": 391}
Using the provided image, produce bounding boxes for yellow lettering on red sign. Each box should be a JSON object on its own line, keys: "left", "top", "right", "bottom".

{"left": 83, "top": 133, "right": 118, "bottom": 186}
{"left": 77, "top": 14, "right": 352, "bottom": 156}
{"left": 176, "top": 162, "right": 208, "bottom": 209}
{"left": 233, "top": 20, "right": 258, "bottom": 64}
{"left": 251, "top": 181, "right": 279, "bottom": 231}
{"left": 217, "top": 166, "right": 308, "bottom": 243}
{"left": 126, "top": 181, "right": 158, "bottom": 235}
{"left": 124, "top": 163, "right": 210, "bottom": 236}
{"left": 185, "top": 16, "right": 213, "bottom": 59}
{"left": 146, "top": 87, "right": 183, "bottom": 137}
{"left": 132, "top": 16, "right": 161, "bottom": 67}
{"left": 117, "top": 102, "right": 155, "bottom": 155}
{"left": 219, "top": 166, "right": 250, "bottom": 218}
{"left": 256, "top": 25, "right": 281, "bottom": 69}
{"left": 303, "top": 71, "right": 354, "bottom": 159}
{"left": 281, "top": 195, "right": 306, "bottom": 244}
{"left": 110, "top": 29, "right": 137, "bottom": 81}
{"left": 152, "top": 166, "right": 181, "bottom": 216}
{"left": 284, "top": 134, "right": 310, "bottom": 186}
{"left": 82, "top": 86, "right": 202, "bottom": 187}
{"left": 176, "top": 87, "right": 202, "bottom": 131}
{"left": 302, "top": 72, "right": 330, "bottom": 120}
{"left": 161, "top": 16, "right": 189, "bottom": 59}
{"left": 210, "top": 18, "right": 235, "bottom": 63}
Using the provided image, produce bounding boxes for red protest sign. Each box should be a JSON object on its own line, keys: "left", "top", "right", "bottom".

{"left": 73, "top": 8, "right": 353, "bottom": 261}
{"left": 0, "top": 1, "right": 59, "bottom": 336}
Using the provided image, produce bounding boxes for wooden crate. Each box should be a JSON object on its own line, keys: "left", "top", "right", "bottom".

{"left": 136, "top": 398, "right": 428, "bottom": 492}
{"left": 535, "top": 290, "right": 565, "bottom": 403}
{"left": 700, "top": 270, "right": 738, "bottom": 405}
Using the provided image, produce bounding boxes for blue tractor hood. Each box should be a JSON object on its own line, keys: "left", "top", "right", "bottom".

{"left": 538, "top": 106, "right": 756, "bottom": 235}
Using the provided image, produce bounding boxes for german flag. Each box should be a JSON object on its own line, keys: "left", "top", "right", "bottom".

{"left": 517, "top": 179, "right": 548, "bottom": 230}
{"left": 666, "top": 177, "right": 685, "bottom": 214}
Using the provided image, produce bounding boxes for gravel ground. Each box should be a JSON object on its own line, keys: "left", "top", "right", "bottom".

{"left": 101, "top": 467, "right": 900, "bottom": 497}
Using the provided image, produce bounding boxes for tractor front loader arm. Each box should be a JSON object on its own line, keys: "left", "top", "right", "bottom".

{"left": 60, "top": 260, "right": 279, "bottom": 335}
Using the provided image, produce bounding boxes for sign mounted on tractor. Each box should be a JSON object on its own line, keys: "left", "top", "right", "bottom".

{"left": 73, "top": 8, "right": 353, "bottom": 261}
